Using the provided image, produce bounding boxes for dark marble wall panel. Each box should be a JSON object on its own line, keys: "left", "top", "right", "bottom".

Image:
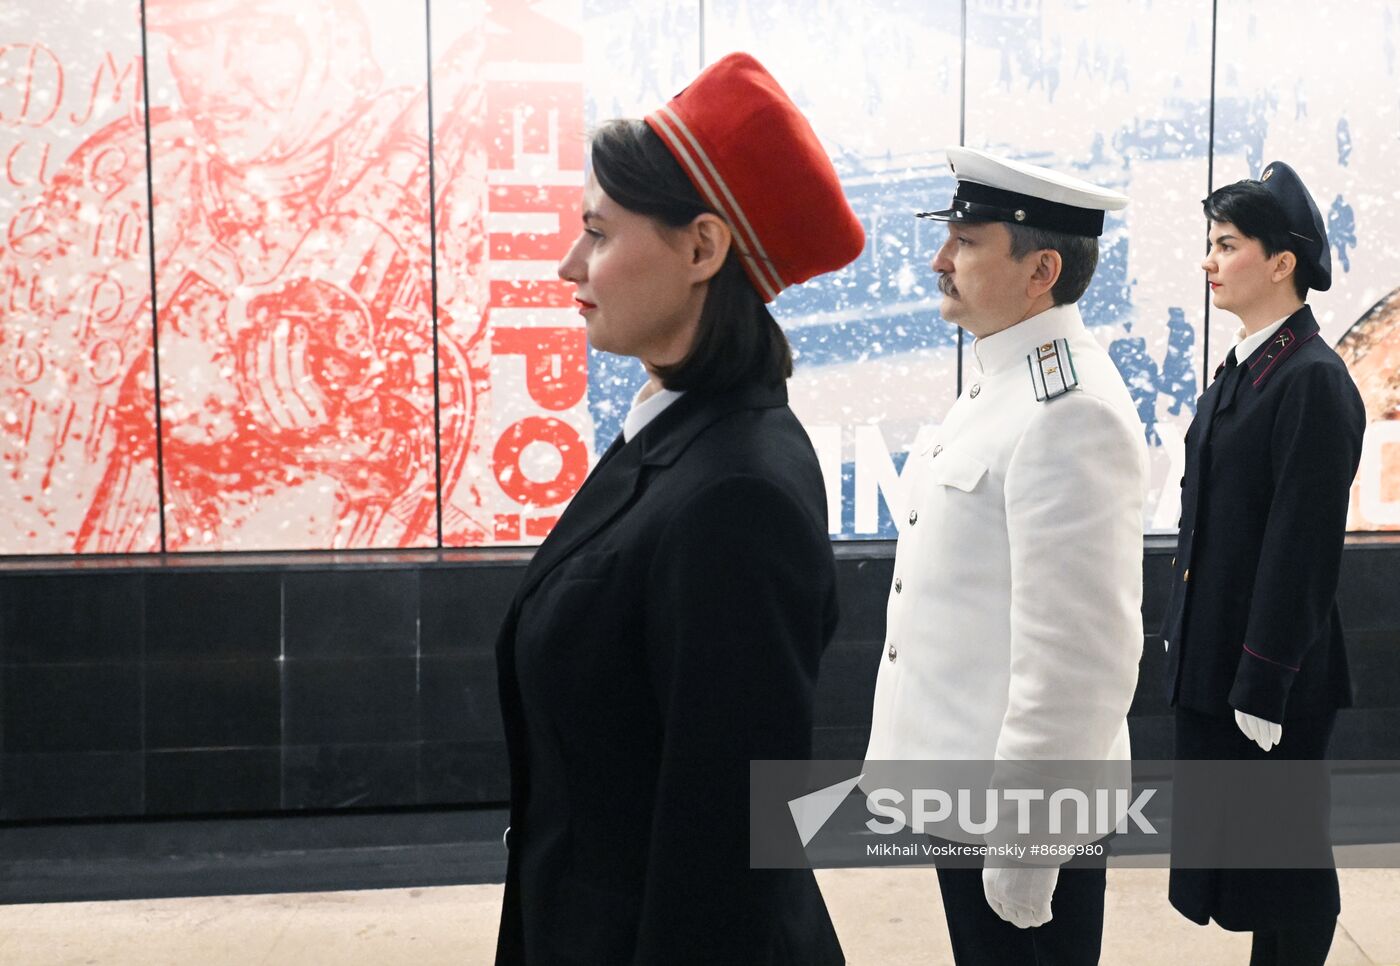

{"left": 829, "top": 557, "right": 894, "bottom": 645}
{"left": 3, "top": 664, "right": 142, "bottom": 754}
{"left": 813, "top": 640, "right": 881, "bottom": 731}
{"left": 0, "top": 539, "right": 1394, "bottom": 823}
{"left": 146, "top": 573, "right": 281, "bottom": 661}
{"left": 283, "top": 657, "right": 419, "bottom": 746}
{"left": 420, "top": 654, "right": 500, "bottom": 744}
{"left": 1336, "top": 547, "right": 1400, "bottom": 633}
{"left": 2, "top": 752, "right": 143, "bottom": 820}
{"left": 1347, "top": 631, "right": 1400, "bottom": 711}
{"left": 282, "top": 743, "right": 418, "bottom": 810}
{"left": 420, "top": 566, "right": 522, "bottom": 657}
{"left": 1130, "top": 637, "right": 1173, "bottom": 719}
{"left": 0, "top": 575, "right": 144, "bottom": 664}
{"left": 144, "top": 661, "right": 281, "bottom": 750}
{"left": 1127, "top": 715, "right": 1176, "bottom": 765}
{"left": 1140, "top": 551, "right": 1177, "bottom": 633}
{"left": 419, "top": 740, "right": 510, "bottom": 805}
{"left": 146, "top": 749, "right": 281, "bottom": 815}
{"left": 1332, "top": 708, "right": 1400, "bottom": 762}
{"left": 283, "top": 570, "right": 419, "bottom": 659}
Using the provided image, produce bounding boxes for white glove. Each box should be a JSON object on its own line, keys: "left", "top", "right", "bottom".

{"left": 1234, "top": 710, "right": 1283, "bottom": 752}
{"left": 982, "top": 863, "right": 1059, "bottom": 929}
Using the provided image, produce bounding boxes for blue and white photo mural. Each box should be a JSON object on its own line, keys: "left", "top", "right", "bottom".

{"left": 1214, "top": 1, "right": 1400, "bottom": 529}
{"left": 964, "top": 0, "right": 1213, "bottom": 533}
{"left": 7, "top": 1, "right": 1393, "bottom": 554}
{"left": 705, "top": 0, "right": 964, "bottom": 537}
{"left": 578, "top": 0, "right": 1399, "bottom": 540}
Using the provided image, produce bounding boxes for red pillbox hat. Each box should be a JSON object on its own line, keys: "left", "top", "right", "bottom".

{"left": 645, "top": 52, "right": 866, "bottom": 303}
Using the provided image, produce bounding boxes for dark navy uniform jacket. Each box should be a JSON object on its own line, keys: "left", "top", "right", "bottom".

{"left": 1163, "top": 305, "right": 1365, "bottom": 723}
{"left": 494, "top": 381, "right": 844, "bottom": 966}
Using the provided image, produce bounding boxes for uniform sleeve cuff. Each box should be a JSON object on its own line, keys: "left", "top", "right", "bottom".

{"left": 1227, "top": 647, "right": 1297, "bottom": 722}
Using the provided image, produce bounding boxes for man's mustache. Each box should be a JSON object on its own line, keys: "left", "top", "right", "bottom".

{"left": 937, "top": 273, "right": 958, "bottom": 298}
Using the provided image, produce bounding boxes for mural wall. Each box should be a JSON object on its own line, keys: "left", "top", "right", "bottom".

{"left": 0, "top": 0, "right": 1396, "bottom": 553}
{"left": 1211, "top": 0, "right": 1400, "bottom": 528}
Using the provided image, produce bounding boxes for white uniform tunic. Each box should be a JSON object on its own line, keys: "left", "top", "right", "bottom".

{"left": 865, "top": 303, "right": 1146, "bottom": 765}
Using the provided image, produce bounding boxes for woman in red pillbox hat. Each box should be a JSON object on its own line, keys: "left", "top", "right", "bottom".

{"left": 492, "top": 53, "right": 862, "bottom": 965}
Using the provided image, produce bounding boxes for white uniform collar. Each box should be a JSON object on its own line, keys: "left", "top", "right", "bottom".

{"left": 1231, "top": 314, "right": 1291, "bottom": 365}
{"left": 971, "top": 302, "right": 1086, "bottom": 376}
{"left": 622, "top": 383, "right": 685, "bottom": 442}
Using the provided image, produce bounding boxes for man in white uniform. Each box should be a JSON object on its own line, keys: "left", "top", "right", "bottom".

{"left": 864, "top": 148, "right": 1146, "bottom": 965}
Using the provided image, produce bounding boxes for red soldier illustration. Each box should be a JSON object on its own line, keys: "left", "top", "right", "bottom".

{"left": 0, "top": 0, "right": 487, "bottom": 552}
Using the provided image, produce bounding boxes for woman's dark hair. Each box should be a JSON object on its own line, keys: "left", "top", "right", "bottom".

{"left": 1203, "top": 181, "right": 1310, "bottom": 299}
{"left": 589, "top": 118, "right": 793, "bottom": 392}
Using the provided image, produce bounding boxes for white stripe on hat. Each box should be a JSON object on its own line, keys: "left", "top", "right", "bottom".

{"left": 649, "top": 105, "right": 785, "bottom": 300}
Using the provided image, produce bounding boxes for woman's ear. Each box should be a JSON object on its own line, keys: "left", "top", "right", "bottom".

{"left": 1272, "top": 249, "right": 1298, "bottom": 286}
{"left": 688, "top": 213, "right": 732, "bottom": 284}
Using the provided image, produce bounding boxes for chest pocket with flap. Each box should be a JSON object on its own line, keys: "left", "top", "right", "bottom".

{"left": 926, "top": 448, "right": 988, "bottom": 492}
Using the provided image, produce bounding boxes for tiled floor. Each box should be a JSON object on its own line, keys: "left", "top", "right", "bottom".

{"left": 1, "top": 864, "right": 1397, "bottom": 965}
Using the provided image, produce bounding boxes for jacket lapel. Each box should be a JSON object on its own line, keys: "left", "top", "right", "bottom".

{"left": 1189, "top": 357, "right": 1231, "bottom": 457}
{"left": 511, "top": 381, "right": 788, "bottom": 604}
{"left": 511, "top": 431, "right": 644, "bottom": 605}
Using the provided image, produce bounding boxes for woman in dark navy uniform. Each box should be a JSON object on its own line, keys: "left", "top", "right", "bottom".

{"left": 1162, "top": 162, "right": 1365, "bottom": 965}
{"left": 492, "top": 53, "right": 864, "bottom": 966}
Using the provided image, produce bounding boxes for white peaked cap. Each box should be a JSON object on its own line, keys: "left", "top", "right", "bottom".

{"left": 918, "top": 146, "right": 1129, "bottom": 237}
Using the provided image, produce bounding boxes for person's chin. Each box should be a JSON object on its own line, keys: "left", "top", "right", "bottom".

{"left": 582, "top": 320, "right": 607, "bottom": 353}
{"left": 939, "top": 294, "right": 963, "bottom": 321}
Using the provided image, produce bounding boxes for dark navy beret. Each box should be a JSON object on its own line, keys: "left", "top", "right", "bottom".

{"left": 1259, "top": 160, "right": 1331, "bottom": 292}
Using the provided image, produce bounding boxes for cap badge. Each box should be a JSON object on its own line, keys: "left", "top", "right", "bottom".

{"left": 1014, "top": 209, "right": 1026, "bottom": 222}
{"left": 1262, "top": 166, "right": 1274, "bottom": 181}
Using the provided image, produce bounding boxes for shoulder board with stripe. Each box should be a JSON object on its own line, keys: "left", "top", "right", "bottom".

{"left": 1027, "top": 339, "right": 1080, "bottom": 402}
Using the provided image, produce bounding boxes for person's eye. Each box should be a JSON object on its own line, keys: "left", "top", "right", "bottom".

{"left": 583, "top": 227, "right": 603, "bottom": 240}
{"left": 956, "top": 235, "right": 972, "bottom": 246}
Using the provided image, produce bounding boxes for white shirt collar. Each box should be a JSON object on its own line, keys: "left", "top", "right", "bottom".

{"left": 971, "top": 302, "right": 1087, "bottom": 376}
{"left": 622, "top": 384, "right": 685, "bottom": 442}
{"left": 1231, "top": 314, "right": 1291, "bottom": 366}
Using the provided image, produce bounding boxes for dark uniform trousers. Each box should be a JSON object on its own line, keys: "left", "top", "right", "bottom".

{"left": 929, "top": 837, "right": 1109, "bottom": 966}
